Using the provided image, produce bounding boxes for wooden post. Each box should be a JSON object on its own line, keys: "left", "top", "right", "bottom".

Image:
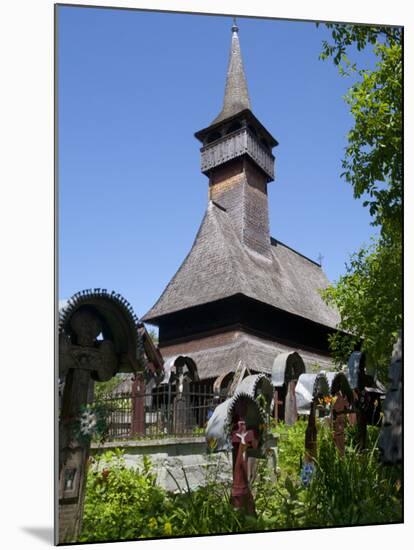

{"left": 356, "top": 389, "right": 368, "bottom": 451}
{"left": 59, "top": 369, "right": 92, "bottom": 544}
{"left": 273, "top": 389, "right": 284, "bottom": 425}
{"left": 131, "top": 372, "right": 145, "bottom": 437}
{"left": 285, "top": 380, "right": 298, "bottom": 426}
{"left": 273, "top": 389, "right": 278, "bottom": 424}
{"left": 332, "top": 394, "right": 349, "bottom": 456}
{"left": 357, "top": 411, "right": 368, "bottom": 451}
{"left": 304, "top": 401, "right": 317, "bottom": 462}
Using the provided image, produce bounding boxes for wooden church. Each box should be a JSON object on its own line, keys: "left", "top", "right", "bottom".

{"left": 142, "top": 22, "right": 340, "bottom": 393}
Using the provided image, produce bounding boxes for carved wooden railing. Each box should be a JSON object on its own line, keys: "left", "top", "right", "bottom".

{"left": 200, "top": 127, "right": 275, "bottom": 180}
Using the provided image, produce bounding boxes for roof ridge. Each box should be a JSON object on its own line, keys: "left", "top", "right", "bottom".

{"left": 270, "top": 236, "right": 321, "bottom": 267}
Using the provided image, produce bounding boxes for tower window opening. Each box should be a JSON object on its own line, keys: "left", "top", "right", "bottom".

{"left": 260, "top": 137, "right": 270, "bottom": 151}
{"left": 206, "top": 131, "right": 222, "bottom": 144}
{"left": 248, "top": 124, "right": 257, "bottom": 136}
{"left": 226, "top": 122, "right": 242, "bottom": 134}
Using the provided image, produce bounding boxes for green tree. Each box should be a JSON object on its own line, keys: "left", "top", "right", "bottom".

{"left": 317, "top": 24, "right": 402, "bottom": 379}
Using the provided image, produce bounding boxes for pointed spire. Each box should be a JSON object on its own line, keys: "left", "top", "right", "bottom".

{"left": 211, "top": 19, "right": 251, "bottom": 125}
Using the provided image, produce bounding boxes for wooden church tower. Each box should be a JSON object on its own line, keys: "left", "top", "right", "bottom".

{"left": 142, "top": 22, "right": 339, "bottom": 383}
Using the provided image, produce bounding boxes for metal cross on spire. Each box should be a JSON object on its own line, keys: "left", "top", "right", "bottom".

{"left": 232, "top": 17, "right": 239, "bottom": 33}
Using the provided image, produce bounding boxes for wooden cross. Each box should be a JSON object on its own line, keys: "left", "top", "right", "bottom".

{"left": 230, "top": 420, "right": 258, "bottom": 515}
{"left": 332, "top": 394, "right": 350, "bottom": 456}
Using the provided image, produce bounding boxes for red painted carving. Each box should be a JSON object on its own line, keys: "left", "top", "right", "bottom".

{"left": 230, "top": 420, "right": 258, "bottom": 515}
{"left": 332, "top": 394, "right": 350, "bottom": 456}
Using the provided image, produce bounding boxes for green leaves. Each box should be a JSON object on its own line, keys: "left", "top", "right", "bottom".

{"left": 318, "top": 23, "right": 402, "bottom": 379}
{"left": 343, "top": 45, "right": 402, "bottom": 237}
{"left": 80, "top": 451, "right": 170, "bottom": 542}
{"left": 321, "top": 237, "right": 402, "bottom": 379}
{"left": 80, "top": 423, "right": 401, "bottom": 542}
{"left": 319, "top": 24, "right": 402, "bottom": 239}
{"left": 304, "top": 426, "right": 402, "bottom": 526}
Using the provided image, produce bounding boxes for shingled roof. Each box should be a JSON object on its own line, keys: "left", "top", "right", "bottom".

{"left": 162, "top": 331, "right": 334, "bottom": 380}
{"left": 142, "top": 201, "right": 340, "bottom": 329}
{"left": 211, "top": 21, "right": 251, "bottom": 125}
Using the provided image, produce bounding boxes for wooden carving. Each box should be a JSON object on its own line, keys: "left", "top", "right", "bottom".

{"left": 332, "top": 394, "right": 350, "bottom": 456}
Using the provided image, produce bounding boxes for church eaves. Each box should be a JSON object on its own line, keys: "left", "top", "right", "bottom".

{"left": 211, "top": 21, "right": 251, "bottom": 125}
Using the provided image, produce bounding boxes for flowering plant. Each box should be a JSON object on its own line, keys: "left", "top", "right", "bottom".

{"left": 73, "top": 403, "right": 109, "bottom": 444}
{"left": 318, "top": 395, "right": 337, "bottom": 414}
{"left": 300, "top": 461, "right": 315, "bottom": 487}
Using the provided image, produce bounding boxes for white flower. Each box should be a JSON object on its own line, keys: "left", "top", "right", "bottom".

{"left": 79, "top": 410, "right": 98, "bottom": 436}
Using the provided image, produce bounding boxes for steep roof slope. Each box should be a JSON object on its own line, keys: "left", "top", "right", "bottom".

{"left": 211, "top": 21, "right": 251, "bottom": 125}
{"left": 142, "top": 202, "right": 339, "bottom": 329}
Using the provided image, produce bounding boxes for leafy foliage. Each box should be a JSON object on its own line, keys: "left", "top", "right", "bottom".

{"left": 322, "top": 237, "right": 402, "bottom": 377}
{"left": 80, "top": 421, "right": 401, "bottom": 542}
{"left": 80, "top": 450, "right": 172, "bottom": 542}
{"left": 319, "top": 24, "right": 402, "bottom": 239}
{"left": 254, "top": 422, "right": 401, "bottom": 530}
{"left": 274, "top": 420, "right": 307, "bottom": 477}
{"left": 304, "top": 426, "right": 402, "bottom": 526}
{"left": 93, "top": 373, "right": 131, "bottom": 401}
{"left": 318, "top": 23, "right": 402, "bottom": 377}
{"left": 169, "top": 476, "right": 246, "bottom": 535}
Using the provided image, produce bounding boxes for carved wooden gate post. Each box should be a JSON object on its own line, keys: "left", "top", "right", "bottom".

{"left": 58, "top": 290, "right": 164, "bottom": 544}
{"left": 271, "top": 351, "right": 306, "bottom": 425}
{"left": 170, "top": 356, "right": 199, "bottom": 434}
{"left": 347, "top": 351, "right": 369, "bottom": 451}
{"left": 59, "top": 367, "right": 94, "bottom": 544}
{"left": 59, "top": 307, "right": 117, "bottom": 544}
{"left": 172, "top": 365, "right": 187, "bottom": 434}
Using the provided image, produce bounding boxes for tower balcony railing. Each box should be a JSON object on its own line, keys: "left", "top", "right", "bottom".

{"left": 200, "top": 127, "right": 275, "bottom": 181}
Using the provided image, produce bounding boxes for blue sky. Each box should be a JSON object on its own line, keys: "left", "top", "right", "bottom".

{"left": 58, "top": 6, "right": 379, "bottom": 321}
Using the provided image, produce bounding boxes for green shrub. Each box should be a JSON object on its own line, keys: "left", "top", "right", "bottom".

{"left": 253, "top": 462, "right": 307, "bottom": 530}
{"left": 80, "top": 449, "right": 174, "bottom": 542}
{"left": 274, "top": 420, "right": 307, "bottom": 477}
